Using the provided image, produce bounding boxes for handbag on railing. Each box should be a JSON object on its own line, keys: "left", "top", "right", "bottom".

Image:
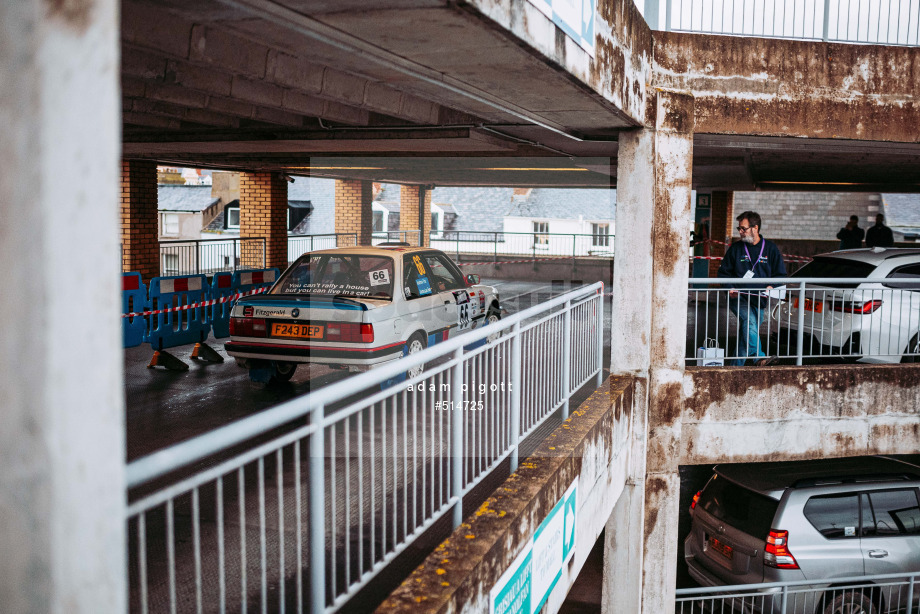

{"left": 696, "top": 338, "right": 725, "bottom": 366}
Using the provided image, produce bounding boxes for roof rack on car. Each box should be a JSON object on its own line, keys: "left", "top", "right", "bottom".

{"left": 792, "top": 473, "right": 918, "bottom": 488}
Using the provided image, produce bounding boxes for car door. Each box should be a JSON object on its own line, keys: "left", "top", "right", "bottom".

{"left": 420, "top": 252, "right": 470, "bottom": 339}
{"left": 401, "top": 253, "right": 448, "bottom": 344}
{"left": 883, "top": 264, "right": 920, "bottom": 359}
{"left": 860, "top": 489, "right": 920, "bottom": 589}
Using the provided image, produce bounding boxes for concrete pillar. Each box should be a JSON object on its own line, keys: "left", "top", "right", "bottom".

{"left": 603, "top": 91, "right": 694, "bottom": 614}
{"left": 121, "top": 160, "right": 160, "bottom": 281}
{"left": 240, "top": 172, "right": 289, "bottom": 270}
{"left": 0, "top": 0, "right": 125, "bottom": 611}
{"left": 400, "top": 185, "right": 432, "bottom": 246}
{"left": 334, "top": 179, "right": 374, "bottom": 246}
{"left": 708, "top": 191, "right": 734, "bottom": 276}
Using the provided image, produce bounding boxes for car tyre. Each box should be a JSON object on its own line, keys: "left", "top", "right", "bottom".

{"left": 270, "top": 361, "right": 298, "bottom": 384}
{"left": 485, "top": 305, "right": 502, "bottom": 343}
{"left": 406, "top": 333, "right": 427, "bottom": 380}
{"left": 822, "top": 590, "right": 877, "bottom": 614}
{"left": 901, "top": 333, "right": 920, "bottom": 363}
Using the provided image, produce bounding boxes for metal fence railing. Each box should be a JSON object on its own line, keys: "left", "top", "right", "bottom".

{"left": 429, "top": 230, "right": 615, "bottom": 262}
{"left": 676, "top": 571, "right": 920, "bottom": 613}
{"left": 643, "top": 0, "right": 920, "bottom": 46}
{"left": 688, "top": 277, "right": 920, "bottom": 366}
{"left": 288, "top": 233, "right": 359, "bottom": 263}
{"left": 159, "top": 237, "right": 266, "bottom": 276}
{"left": 371, "top": 230, "right": 421, "bottom": 245}
{"left": 125, "top": 283, "right": 605, "bottom": 613}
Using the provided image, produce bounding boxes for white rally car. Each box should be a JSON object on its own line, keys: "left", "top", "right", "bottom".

{"left": 225, "top": 246, "right": 501, "bottom": 382}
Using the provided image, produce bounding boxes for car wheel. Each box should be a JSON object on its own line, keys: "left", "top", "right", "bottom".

{"left": 269, "top": 361, "right": 298, "bottom": 384}
{"left": 406, "top": 333, "right": 427, "bottom": 379}
{"left": 485, "top": 306, "right": 502, "bottom": 343}
{"left": 822, "top": 590, "right": 877, "bottom": 614}
{"left": 901, "top": 333, "right": 920, "bottom": 363}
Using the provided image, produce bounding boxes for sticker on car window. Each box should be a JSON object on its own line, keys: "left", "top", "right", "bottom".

{"left": 369, "top": 269, "right": 390, "bottom": 286}
{"left": 412, "top": 255, "right": 427, "bottom": 275}
{"left": 416, "top": 276, "right": 432, "bottom": 296}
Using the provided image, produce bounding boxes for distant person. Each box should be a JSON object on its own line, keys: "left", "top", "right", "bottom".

{"left": 717, "top": 211, "right": 786, "bottom": 366}
{"left": 865, "top": 213, "right": 894, "bottom": 248}
{"left": 836, "top": 215, "right": 865, "bottom": 249}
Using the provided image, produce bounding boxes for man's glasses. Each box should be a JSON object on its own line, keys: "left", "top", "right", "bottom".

{"left": 737, "top": 225, "right": 754, "bottom": 232}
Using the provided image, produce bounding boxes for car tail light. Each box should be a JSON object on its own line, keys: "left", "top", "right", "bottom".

{"left": 831, "top": 299, "right": 883, "bottom": 314}
{"left": 230, "top": 316, "right": 266, "bottom": 338}
{"left": 690, "top": 490, "right": 701, "bottom": 511}
{"left": 764, "top": 530, "right": 799, "bottom": 569}
{"left": 326, "top": 322, "right": 374, "bottom": 343}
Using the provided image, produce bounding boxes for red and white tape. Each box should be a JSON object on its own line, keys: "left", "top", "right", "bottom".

{"left": 122, "top": 287, "right": 268, "bottom": 318}
{"left": 458, "top": 256, "right": 595, "bottom": 267}
{"left": 693, "top": 239, "right": 813, "bottom": 263}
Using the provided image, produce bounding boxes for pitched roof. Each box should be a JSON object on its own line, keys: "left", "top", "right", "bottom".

{"left": 882, "top": 193, "right": 920, "bottom": 229}
{"left": 157, "top": 185, "right": 219, "bottom": 212}
{"left": 430, "top": 186, "right": 518, "bottom": 233}
{"left": 506, "top": 188, "right": 616, "bottom": 221}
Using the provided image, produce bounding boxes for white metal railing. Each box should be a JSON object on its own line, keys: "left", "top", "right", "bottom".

{"left": 125, "top": 283, "right": 605, "bottom": 613}
{"left": 288, "top": 233, "right": 359, "bottom": 264}
{"left": 159, "top": 237, "right": 266, "bottom": 276}
{"left": 430, "top": 230, "right": 615, "bottom": 261}
{"left": 676, "top": 571, "right": 919, "bottom": 613}
{"left": 644, "top": 0, "right": 920, "bottom": 46}
{"left": 371, "top": 230, "right": 421, "bottom": 245}
{"left": 688, "top": 277, "right": 920, "bottom": 365}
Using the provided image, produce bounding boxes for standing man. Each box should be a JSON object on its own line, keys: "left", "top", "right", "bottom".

{"left": 836, "top": 215, "right": 865, "bottom": 249}
{"left": 865, "top": 213, "right": 894, "bottom": 248}
{"left": 717, "top": 211, "right": 787, "bottom": 366}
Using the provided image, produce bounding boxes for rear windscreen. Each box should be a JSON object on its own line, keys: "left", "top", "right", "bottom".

{"left": 792, "top": 257, "right": 876, "bottom": 285}
{"left": 698, "top": 475, "right": 780, "bottom": 538}
{"left": 273, "top": 254, "right": 395, "bottom": 299}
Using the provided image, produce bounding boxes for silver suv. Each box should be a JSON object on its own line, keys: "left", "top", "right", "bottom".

{"left": 684, "top": 456, "right": 920, "bottom": 613}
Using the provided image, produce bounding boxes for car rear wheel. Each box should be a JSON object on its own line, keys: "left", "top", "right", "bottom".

{"left": 822, "top": 590, "right": 877, "bottom": 614}
{"left": 901, "top": 333, "right": 920, "bottom": 363}
{"left": 270, "top": 361, "right": 298, "bottom": 384}
{"left": 406, "top": 333, "right": 427, "bottom": 379}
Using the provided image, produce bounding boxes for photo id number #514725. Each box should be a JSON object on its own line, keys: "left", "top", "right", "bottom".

{"left": 434, "top": 400, "right": 483, "bottom": 411}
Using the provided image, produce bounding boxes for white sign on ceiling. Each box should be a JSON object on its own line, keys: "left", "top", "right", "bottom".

{"left": 527, "top": 0, "right": 597, "bottom": 57}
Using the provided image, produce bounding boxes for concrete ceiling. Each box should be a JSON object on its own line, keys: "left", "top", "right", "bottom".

{"left": 121, "top": 0, "right": 920, "bottom": 190}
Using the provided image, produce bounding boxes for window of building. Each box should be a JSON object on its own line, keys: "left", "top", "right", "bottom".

{"left": 431, "top": 206, "right": 444, "bottom": 238}
{"left": 373, "top": 210, "right": 385, "bottom": 233}
{"left": 533, "top": 221, "right": 549, "bottom": 247}
{"left": 226, "top": 207, "right": 240, "bottom": 229}
{"left": 163, "top": 213, "right": 179, "bottom": 236}
{"left": 592, "top": 223, "right": 610, "bottom": 247}
{"left": 163, "top": 253, "right": 179, "bottom": 276}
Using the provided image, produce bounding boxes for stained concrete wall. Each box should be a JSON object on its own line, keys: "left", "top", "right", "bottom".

{"left": 469, "top": 0, "right": 653, "bottom": 128}
{"left": 682, "top": 365, "right": 920, "bottom": 465}
{"left": 654, "top": 32, "right": 920, "bottom": 143}
{"left": 379, "top": 376, "right": 635, "bottom": 614}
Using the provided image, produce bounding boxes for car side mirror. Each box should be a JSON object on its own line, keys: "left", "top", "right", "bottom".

{"left": 466, "top": 274, "right": 480, "bottom": 285}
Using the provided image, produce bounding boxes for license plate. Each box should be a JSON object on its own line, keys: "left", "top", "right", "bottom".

{"left": 271, "top": 322, "right": 323, "bottom": 339}
{"left": 793, "top": 297, "right": 823, "bottom": 313}
{"left": 709, "top": 536, "right": 734, "bottom": 560}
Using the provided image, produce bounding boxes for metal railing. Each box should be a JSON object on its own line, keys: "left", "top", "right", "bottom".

{"left": 645, "top": 0, "right": 920, "bottom": 46}
{"left": 430, "top": 230, "right": 615, "bottom": 262}
{"left": 687, "top": 277, "right": 920, "bottom": 366}
{"left": 371, "top": 230, "right": 421, "bottom": 245}
{"left": 676, "top": 571, "right": 919, "bottom": 613}
{"left": 125, "top": 283, "right": 605, "bottom": 613}
{"left": 159, "top": 237, "right": 266, "bottom": 276}
{"left": 288, "top": 233, "right": 359, "bottom": 263}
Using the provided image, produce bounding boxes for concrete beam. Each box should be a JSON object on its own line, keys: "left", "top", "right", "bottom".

{"left": 683, "top": 365, "right": 920, "bottom": 465}
{"left": 654, "top": 32, "right": 920, "bottom": 143}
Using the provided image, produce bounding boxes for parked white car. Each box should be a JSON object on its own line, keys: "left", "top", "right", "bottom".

{"left": 225, "top": 246, "right": 501, "bottom": 382}
{"left": 770, "top": 248, "right": 920, "bottom": 364}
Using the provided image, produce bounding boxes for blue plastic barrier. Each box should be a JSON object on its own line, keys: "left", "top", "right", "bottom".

{"left": 231, "top": 268, "right": 280, "bottom": 294}
{"left": 122, "top": 273, "right": 148, "bottom": 348}
{"left": 210, "top": 272, "right": 235, "bottom": 339}
{"left": 147, "top": 275, "right": 211, "bottom": 350}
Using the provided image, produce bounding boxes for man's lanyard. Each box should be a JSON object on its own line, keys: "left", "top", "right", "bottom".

{"left": 743, "top": 240, "right": 766, "bottom": 275}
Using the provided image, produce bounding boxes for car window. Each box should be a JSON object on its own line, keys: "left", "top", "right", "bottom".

{"left": 274, "top": 254, "right": 394, "bottom": 299}
{"left": 403, "top": 253, "right": 433, "bottom": 299}
{"left": 863, "top": 489, "right": 920, "bottom": 536}
{"left": 423, "top": 253, "right": 466, "bottom": 292}
{"left": 884, "top": 264, "right": 920, "bottom": 291}
{"left": 792, "top": 257, "right": 877, "bottom": 288}
{"left": 697, "top": 475, "right": 779, "bottom": 538}
{"left": 804, "top": 494, "right": 860, "bottom": 539}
